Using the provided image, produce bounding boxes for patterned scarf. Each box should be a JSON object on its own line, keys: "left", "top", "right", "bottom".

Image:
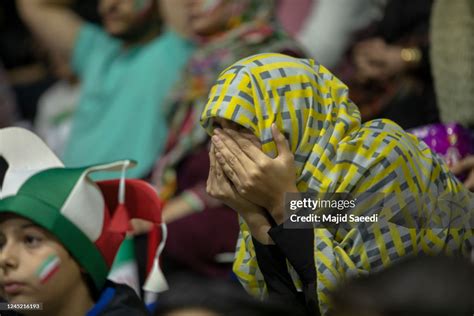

{"left": 152, "top": 0, "right": 303, "bottom": 197}
{"left": 200, "top": 53, "right": 473, "bottom": 314}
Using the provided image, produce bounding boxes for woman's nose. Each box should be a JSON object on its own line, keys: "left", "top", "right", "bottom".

{"left": 0, "top": 242, "right": 19, "bottom": 271}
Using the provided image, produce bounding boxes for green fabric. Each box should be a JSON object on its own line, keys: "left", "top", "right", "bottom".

{"left": 18, "top": 167, "right": 88, "bottom": 211}
{"left": 0, "top": 195, "right": 108, "bottom": 290}
{"left": 64, "top": 23, "right": 195, "bottom": 180}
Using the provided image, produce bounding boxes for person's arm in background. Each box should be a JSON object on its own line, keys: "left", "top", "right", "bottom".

{"left": 16, "top": 0, "right": 83, "bottom": 59}
{"left": 451, "top": 155, "right": 474, "bottom": 191}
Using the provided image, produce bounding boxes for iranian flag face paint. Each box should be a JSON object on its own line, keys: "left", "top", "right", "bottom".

{"left": 36, "top": 254, "right": 61, "bottom": 284}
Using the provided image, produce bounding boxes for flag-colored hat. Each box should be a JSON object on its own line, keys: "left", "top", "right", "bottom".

{"left": 0, "top": 127, "right": 164, "bottom": 292}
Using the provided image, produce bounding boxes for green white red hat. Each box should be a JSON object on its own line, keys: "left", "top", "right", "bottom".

{"left": 0, "top": 127, "right": 167, "bottom": 292}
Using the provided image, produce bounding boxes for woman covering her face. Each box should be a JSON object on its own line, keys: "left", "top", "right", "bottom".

{"left": 151, "top": 0, "right": 303, "bottom": 279}
{"left": 200, "top": 53, "right": 473, "bottom": 315}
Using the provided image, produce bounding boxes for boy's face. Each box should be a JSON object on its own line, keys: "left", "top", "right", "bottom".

{"left": 0, "top": 216, "right": 85, "bottom": 305}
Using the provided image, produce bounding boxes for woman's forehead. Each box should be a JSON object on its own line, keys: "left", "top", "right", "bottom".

{"left": 213, "top": 117, "right": 241, "bottom": 129}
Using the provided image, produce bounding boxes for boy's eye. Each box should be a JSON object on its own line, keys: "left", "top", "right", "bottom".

{"left": 24, "top": 235, "right": 42, "bottom": 248}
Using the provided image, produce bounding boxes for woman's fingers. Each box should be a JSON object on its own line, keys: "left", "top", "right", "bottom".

{"left": 271, "top": 123, "right": 292, "bottom": 161}
{"left": 212, "top": 131, "right": 248, "bottom": 177}
{"left": 206, "top": 144, "right": 217, "bottom": 193}
{"left": 220, "top": 128, "right": 267, "bottom": 162}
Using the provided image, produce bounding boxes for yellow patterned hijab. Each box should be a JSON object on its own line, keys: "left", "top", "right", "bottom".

{"left": 200, "top": 53, "right": 473, "bottom": 314}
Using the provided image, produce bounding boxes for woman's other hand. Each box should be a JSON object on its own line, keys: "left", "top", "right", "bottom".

{"left": 353, "top": 37, "right": 409, "bottom": 83}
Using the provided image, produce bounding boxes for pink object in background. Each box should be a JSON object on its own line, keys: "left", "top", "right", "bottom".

{"left": 276, "top": 0, "right": 315, "bottom": 36}
{"left": 409, "top": 123, "right": 474, "bottom": 180}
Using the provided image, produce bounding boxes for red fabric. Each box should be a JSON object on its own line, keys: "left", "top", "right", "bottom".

{"left": 98, "top": 179, "right": 163, "bottom": 224}
{"left": 109, "top": 204, "right": 132, "bottom": 233}
{"left": 94, "top": 179, "right": 164, "bottom": 267}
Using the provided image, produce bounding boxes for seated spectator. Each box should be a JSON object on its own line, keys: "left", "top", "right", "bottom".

{"left": 329, "top": 256, "right": 474, "bottom": 316}
{"left": 17, "top": 0, "right": 195, "bottom": 179}
{"left": 296, "top": 0, "right": 387, "bottom": 70}
{"left": 35, "top": 50, "right": 80, "bottom": 156}
{"left": 150, "top": 0, "right": 304, "bottom": 280}
{"left": 200, "top": 53, "right": 473, "bottom": 315}
{"left": 430, "top": 0, "right": 474, "bottom": 192}
{"left": 430, "top": 0, "right": 474, "bottom": 131}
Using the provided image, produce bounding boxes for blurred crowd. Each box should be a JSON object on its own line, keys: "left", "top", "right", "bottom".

{"left": 0, "top": 0, "right": 473, "bottom": 315}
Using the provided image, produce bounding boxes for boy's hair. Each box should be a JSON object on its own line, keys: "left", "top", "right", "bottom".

{"left": 82, "top": 272, "right": 100, "bottom": 301}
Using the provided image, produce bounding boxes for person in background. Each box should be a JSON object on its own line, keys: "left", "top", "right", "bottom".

{"left": 16, "top": 0, "right": 195, "bottom": 180}
{"left": 430, "top": 0, "right": 474, "bottom": 131}
{"left": 337, "top": 0, "right": 437, "bottom": 129}
{"left": 149, "top": 0, "right": 304, "bottom": 281}
{"left": 201, "top": 53, "right": 473, "bottom": 315}
{"left": 329, "top": 256, "right": 474, "bottom": 316}
{"left": 296, "top": 0, "right": 387, "bottom": 70}
{"left": 0, "top": 127, "right": 165, "bottom": 315}
{"left": 430, "top": 0, "right": 474, "bottom": 192}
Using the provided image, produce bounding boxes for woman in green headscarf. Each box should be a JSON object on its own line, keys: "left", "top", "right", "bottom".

{"left": 201, "top": 53, "right": 473, "bottom": 315}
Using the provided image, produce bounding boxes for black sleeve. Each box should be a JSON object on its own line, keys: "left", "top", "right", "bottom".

{"left": 268, "top": 223, "right": 319, "bottom": 316}
{"left": 252, "top": 238, "right": 307, "bottom": 316}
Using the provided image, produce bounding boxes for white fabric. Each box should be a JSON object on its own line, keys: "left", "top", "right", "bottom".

{"left": 35, "top": 81, "right": 80, "bottom": 157}
{"left": 60, "top": 161, "right": 135, "bottom": 241}
{"left": 0, "top": 127, "right": 63, "bottom": 198}
{"left": 297, "top": 0, "right": 387, "bottom": 69}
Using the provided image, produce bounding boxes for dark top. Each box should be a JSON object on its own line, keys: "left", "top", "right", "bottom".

{"left": 252, "top": 216, "right": 319, "bottom": 316}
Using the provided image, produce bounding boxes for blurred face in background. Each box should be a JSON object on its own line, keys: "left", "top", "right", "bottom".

{"left": 99, "top": 0, "right": 159, "bottom": 40}
{"left": 188, "top": 0, "right": 246, "bottom": 37}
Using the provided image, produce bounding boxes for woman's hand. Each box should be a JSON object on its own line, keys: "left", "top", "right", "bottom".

{"left": 211, "top": 124, "right": 298, "bottom": 224}
{"left": 354, "top": 37, "right": 408, "bottom": 83}
{"left": 206, "top": 143, "right": 273, "bottom": 244}
{"left": 451, "top": 155, "right": 474, "bottom": 191}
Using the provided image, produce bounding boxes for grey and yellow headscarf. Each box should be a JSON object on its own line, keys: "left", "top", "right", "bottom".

{"left": 200, "top": 53, "right": 473, "bottom": 314}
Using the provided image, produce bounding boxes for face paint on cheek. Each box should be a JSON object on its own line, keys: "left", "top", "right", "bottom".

{"left": 35, "top": 254, "right": 61, "bottom": 284}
